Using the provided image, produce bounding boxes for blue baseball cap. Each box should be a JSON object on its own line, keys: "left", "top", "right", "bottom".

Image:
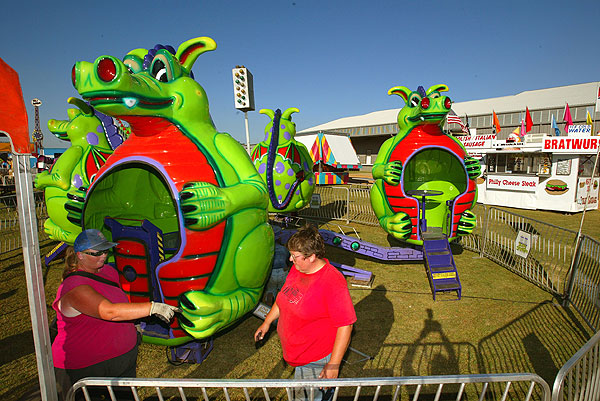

{"left": 74, "top": 229, "right": 118, "bottom": 253}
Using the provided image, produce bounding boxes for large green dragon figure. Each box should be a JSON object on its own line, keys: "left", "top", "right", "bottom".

{"left": 34, "top": 97, "right": 120, "bottom": 244}
{"left": 251, "top": 107, "right": 315, "bottom": 212}
{"left": 370, "top": 84, "right": 481, "bottom": 245}
{"left": 70, "top": 37, "right": 274, "bottom": 343}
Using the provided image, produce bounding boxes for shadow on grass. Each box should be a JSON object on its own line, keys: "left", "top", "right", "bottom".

{"left": 478, "top": 299, "right": 592, "bottom": 390}
{"left": 345, "top": 285, "right": 394, "bottom": 376}
{"left": 402, "top": 309, "right": 459, "bottom": 377}
{"left": 0, "top": 330, "right": 34, "bottom": 366}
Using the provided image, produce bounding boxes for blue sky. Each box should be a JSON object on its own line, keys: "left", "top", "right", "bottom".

{"left": 2, "top": 0, "right": 599, "bottom": 149}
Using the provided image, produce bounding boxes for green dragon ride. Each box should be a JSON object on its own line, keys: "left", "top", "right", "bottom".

{"left": 251, "top": 107, "right": 315, "bottom": 212}
{"left": 370, "top": 84, "right": 481, "bottom": 245}
{"left": 70, "top": 37, "right": 274, "bottom": 344}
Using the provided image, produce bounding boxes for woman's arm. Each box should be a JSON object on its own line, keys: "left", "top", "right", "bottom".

{"left": 61, "top": 285, "right": 152, "bottom": 321}
{"left": 319, "top": 324, "right": 353, "bottom": 379}
{"left": 254, "top": 302, "right": 280, "bottom": 341}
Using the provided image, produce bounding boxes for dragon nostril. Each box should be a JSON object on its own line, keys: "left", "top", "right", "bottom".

{"left": 421, "top": 97, "right": 430, "bottom": 109}
{"left": 97, "top": 58, "right": 117, "bottom": 82}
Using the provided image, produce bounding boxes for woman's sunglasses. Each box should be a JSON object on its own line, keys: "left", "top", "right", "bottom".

{"left": 82, "top": 249, "right": 110, "bottom": 257}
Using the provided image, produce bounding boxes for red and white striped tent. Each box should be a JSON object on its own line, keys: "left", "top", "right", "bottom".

{"left": 296, "top": 132, "right": 361, "bottom": 184}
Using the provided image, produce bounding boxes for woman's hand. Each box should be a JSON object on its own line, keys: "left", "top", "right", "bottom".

{"left": 254, "top": 322, "right": 270, "bottom": 342}
{"left": 254, "top": 302, "right": 280, "bottom": 342}
{"left": 150, "top": 302, "right": 181, "bottom": 323}
{"left": 319, "top": 363, "right": 340, "bottom": 379}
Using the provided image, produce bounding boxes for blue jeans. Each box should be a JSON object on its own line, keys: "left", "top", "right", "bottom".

{"left": 293, "top": 354, "right": 333, "bottom": 401}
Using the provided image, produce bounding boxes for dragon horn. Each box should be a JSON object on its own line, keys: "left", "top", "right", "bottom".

{"left": 388, "top": 86, "right": 412, "bottom": 102}
{"left": 47, "top": 119, "right": 70, "bottom": 141}
{"left": 175, "top": 37, "right": 217, "bottom": 72}
{"left": 281, "top": 107, "right": 300, "bottom": 120}
{"left": 259, "top": 109, "right": 276, "bottom": 121}
{"left": 426, "top": 84, "right": 449, "bottom": 95}
{"left": 67, "top": 97, "right": 93, "bottom": 116}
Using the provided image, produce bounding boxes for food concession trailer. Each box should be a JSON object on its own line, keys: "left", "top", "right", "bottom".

{"left": 457, "top": 132, "right": 599, "bottom": 212}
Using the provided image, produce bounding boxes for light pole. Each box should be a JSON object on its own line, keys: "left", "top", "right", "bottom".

{"left": 232, "top": 66, "right": 255, "bottom": 153}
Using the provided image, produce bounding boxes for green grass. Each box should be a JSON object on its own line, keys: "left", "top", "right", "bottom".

{"left": 1, "top": 207, "right": 599, "bottom": 401}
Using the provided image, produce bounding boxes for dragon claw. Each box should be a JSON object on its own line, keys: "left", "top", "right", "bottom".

{"left": 64, "top": 188, "right": 86, "bottom": 228}
{"left": 382, "top": 212, "right": 412, "bottom": 240}
{"left": 179, "top": 182, "right": 229, "bottom": 230}
{"left": 180, "top": 191, "right": 193, "bottom": 200}
{"left": 457, "top": 210, "right": 477, "bottom": 236}
{"left": 464, "top": 156, "right": 482, "bottom": 179}
{"left": 178, "top": 289, "right": 260, "bottom": 339}
{"left": 384, "top": 160, "right": 403, "bottom": 186}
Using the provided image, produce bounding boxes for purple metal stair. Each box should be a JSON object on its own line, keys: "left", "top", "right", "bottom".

{"left": 422, "top": 229, "right": 461, "bottom": 300}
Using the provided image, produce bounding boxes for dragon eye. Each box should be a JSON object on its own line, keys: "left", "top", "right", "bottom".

{"left": 150, "top": 53, "right": 175, "bottom": 83}
{"left": 97, "top": 58, "right": 117, "bottom": 82}
{"left": 409, "top": 93, "right": 422, "bottom": 108}
{"left": 123, "top": 56, "right": 143, "bottom": 74}
{"left": 429, "top": 92, "right": 440, "bottom": 98}
{"left": 152, "top": 59, "right": 168, "bottom": 82}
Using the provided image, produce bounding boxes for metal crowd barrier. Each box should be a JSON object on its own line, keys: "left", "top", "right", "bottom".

{"left": 299, "top": 185, "right": 378, "bottom": 226}
{"left": 347, "top": 184, "right": 379, "bottom": 226}
{"left": 299, "top": 186, "right": 350, "bottom": 223}
{"left": 456, "top": 203, "right": 488, "bottom": 253}
{"left": 68, "top": 373, "right": 551, "bottom": 401}
{"left": 0, "top": 192, "right": 48, "bottom": 253}
{"left": 552, "top": 329, "right": 600, "bottom": 401}
{"left": 477, "top": 207, "right": 578, "bottom": 296}
{"left": 565, "top": 234, "right": 600, "bottom": 331}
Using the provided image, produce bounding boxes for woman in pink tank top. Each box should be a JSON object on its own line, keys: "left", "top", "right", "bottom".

{"left": 52, "top": 229, "right": 180, "bottom": 400}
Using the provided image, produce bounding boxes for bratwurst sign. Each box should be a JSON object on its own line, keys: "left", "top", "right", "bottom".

{"left": 487, "top": 174, "right": 539, "bottom": 192}
{"left": 543, "top": 135, "right": 599, "bottom": 154}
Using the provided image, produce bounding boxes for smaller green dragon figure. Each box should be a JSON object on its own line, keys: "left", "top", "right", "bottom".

{"left": 370, "top": 84, "right": 481, "bottom": 245}
{"left": 251, "top": 107, "right": 315, "bottom": 212}
{"left": 34, "top": 97, "right": 120, "bottom": 244}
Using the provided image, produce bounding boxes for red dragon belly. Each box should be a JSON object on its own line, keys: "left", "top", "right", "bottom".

{"left": 87, "top": 124, "right": 225, "bottom": 338}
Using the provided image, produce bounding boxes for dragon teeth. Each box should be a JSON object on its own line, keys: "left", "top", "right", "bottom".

{"left": 123, "top": 97, "right": 138, "bottom": 108}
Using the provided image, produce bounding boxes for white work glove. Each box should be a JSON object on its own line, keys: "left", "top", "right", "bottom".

{"left": 150, "top": 301, "right": 181, "bottom": 323}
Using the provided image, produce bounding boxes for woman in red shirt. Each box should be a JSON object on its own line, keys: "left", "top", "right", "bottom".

{"left": 255, "top": 225, "right": 356, "bottom": 401}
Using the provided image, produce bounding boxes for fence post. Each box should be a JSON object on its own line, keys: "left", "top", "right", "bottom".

{"left": 563, "top": 234, "right": 585, "bottom": 308}
{"left": 479, "top": 205, "right": 490, "bottom": 258}
{"left": 345, "top": 187, "right": 350, "bottom": 224}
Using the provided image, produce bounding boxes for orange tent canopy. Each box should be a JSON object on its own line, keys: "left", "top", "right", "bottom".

{"left": 0, "top": 142, "right": 34, "bottom": 153}
{"left": 0, "top": 58, "right": 31, "bottom": 154}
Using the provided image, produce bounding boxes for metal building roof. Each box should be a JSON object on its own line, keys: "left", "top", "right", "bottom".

{"left": 299, "top": 81, "right": 600, "bottom": 133}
